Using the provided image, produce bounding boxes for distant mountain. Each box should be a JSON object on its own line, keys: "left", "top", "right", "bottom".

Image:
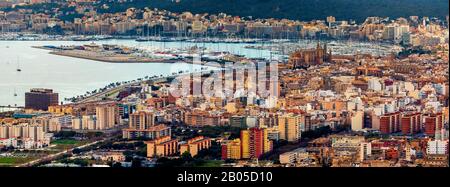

{"left": 98, "top": 0, "right": 449, "bottom": 22}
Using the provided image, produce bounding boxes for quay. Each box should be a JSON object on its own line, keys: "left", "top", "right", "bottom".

{"left": 33, "top": 45, "right": 178, "bottom": 63}
{"left": 33, "top": 45, "right": 237, "bottom": 68}
{"left": 48, "top": 50, "right": 178, "bottom": 63}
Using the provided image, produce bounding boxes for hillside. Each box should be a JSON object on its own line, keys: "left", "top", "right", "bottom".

{"left": 97, "top": 0, "right": 449, "bottom": 22}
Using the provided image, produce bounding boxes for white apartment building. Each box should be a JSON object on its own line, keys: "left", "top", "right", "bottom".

{"left": 426, "top": 140, "right": 448, "bottom": 155}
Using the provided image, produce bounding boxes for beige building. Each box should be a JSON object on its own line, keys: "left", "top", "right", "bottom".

{"left": 96, "top": 105, "right": 117, "bottom": 130}
{"left": 129, "top": 111, "right": 155, "bottom": 130}
{"left": 122, "top": 124, "right": 171, "bottom": 139}
{"left": 71, "top": 115, "right": 97, "bottom": 130}
{"left": 222, "top": 139, "right": 242, "bottom": 160}
{"left": 351, "top": 111, "right": 364, "bottom": 131}
{"left": 278, "top": 114, "right": 302, "bottom": 142}
{"left": 240, "top": 130, "right": 250, "bottom": 159}
{"left": 279, "top": 148, "right": 309, "bottom": 164}
{"left": 179, "top": 136, "right": 212, "bottom": 157}
{"left": 146, "top": 136, "right": 178, "bottom": 158}
{"left": 0, "top": 123, "right": 46, "bottom": 142}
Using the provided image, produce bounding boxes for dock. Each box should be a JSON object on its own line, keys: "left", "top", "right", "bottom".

{"left": 33, "top": 45, "right": 178, "bottom": 64}
{"left": 48, "top": 50, "right": 178, "bottom": 63}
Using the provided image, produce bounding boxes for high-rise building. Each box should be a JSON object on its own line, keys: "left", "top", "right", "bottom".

{"left": 72, "top": 117, "right": 82, "bottom": 130}
{"left": 351, "top": 111, "right": 364, "bottom": 131}
{"left": 221, "top": 139, "right": 241, "bottom": 160}
{"left": 263, "top": 128, "right": 271, "bottom": 153}
{"left": 278, "top": 114, "right": 302, "bottom": 142}
{"left": 382, "top": 25, "right": 396, "bottom": 40}
{"left": 83, "top": 115, "right": 97, "bottom": 130}
{"left": 0, "top": 123, "right": 46, "bottom": 142}
{"left": 250, "top": 128, "right": 264, "bottom": 159}
{"left": 405, "top": 143, "right": 412, "bottom": 161}
{"left": 129, "top": 111, "right": 155, "bottom": 130}
{"left": 424, "top": 113, "right": 444, "bottom": 137}
{"left": 379, "top": 112, "right": 401, "bottom": 134}
{"left": 241, "top": 127, "right": 272, "bottom": 159}
{"left": 360, "top": 142, "right": 372, "bottom": 161}
{"left": 400, "top": 112, "right": 421, "bottom": 135}
{"left": 25, "top": 88, "right": 58, "bottom": 111}
{"left": 96, "top": 105, "right": 117, "bottom": 130}
{"left": 426, "top": 140, "right": 448, "bottom": 155}
{"left": 71, "top": 115, "right": 97, "bottom": 130}
{"left": 241, "top": 130, "right": 250, "bottom": 159}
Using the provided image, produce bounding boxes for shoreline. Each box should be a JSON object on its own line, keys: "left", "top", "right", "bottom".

{"left": 32, "top": 46, "right": 178, "bottom": 64}
{"left": 48, "top": 50, "right": 178, "bottom": 64}
{"left": 72, "top": 69, "right": 220, "bottom": 104}
{"left": 32, "top": 46, "right": 231, "bottom": 68}
{"left": 0, "top": 35, "right": 400, "bottom": 46}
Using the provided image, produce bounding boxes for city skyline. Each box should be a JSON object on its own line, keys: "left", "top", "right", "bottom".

{"left": 0, "top": 0, "right": 448, "bottom": 170}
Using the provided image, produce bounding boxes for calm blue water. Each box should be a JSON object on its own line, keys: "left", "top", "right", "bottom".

{"left": 0, "top": 40, "right": 273, "bottom": 107}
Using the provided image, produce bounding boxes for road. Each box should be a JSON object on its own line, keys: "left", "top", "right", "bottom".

{"left": 16, "top": 139, "right": 106, "bottom": 167}
{"left": 77, "top": 83, "right": 132, "bottom": 103}
{"left": 75, "top": 74, "right": 185, "bottom": 104}
{"left": 76, "top": 75, "right": 175, "bottom": 104}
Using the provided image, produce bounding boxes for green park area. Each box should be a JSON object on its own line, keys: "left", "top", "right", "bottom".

{"left": 0, "top": 157, "right": 36, "bottom": 167}
{"left": 196, "top": 160, "right": 224, "bottom": 167}
{"left": 52, "top": 139, "right": 79, "bottom": 145}
{"left": 51, "top": 139, "right": 89, "bottom": 151}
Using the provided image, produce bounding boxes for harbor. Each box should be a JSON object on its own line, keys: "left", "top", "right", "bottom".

{"left": 33, "top": 42, "right": 258, "bottom": 66}
{"left": 0, "top": 40, "right": 215, "bottom": 107}
{"left": 0, "top": 38, "right": 402, "bottom": 108}
{"left": 34, "top": 44, "right": 179, "bottom": 63}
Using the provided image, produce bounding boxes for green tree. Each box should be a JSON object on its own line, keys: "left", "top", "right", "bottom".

{"left": 131, "top": 158, "right": 142, "bottom": 167}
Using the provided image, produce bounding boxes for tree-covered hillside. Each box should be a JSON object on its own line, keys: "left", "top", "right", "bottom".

{"left": 97, "top": 0, "right": 449, "bottom": 22}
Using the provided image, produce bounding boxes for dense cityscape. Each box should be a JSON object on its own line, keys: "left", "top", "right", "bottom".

{"left": 0, "top": 0, "right": 448, "bottom": 168}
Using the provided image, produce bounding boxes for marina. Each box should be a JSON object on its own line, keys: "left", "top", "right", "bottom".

{"left": 34, "top": 44, "right": 179, "bottom": 63}
{"left": 0, "top": 39, "right": 401, "bottom": 107}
